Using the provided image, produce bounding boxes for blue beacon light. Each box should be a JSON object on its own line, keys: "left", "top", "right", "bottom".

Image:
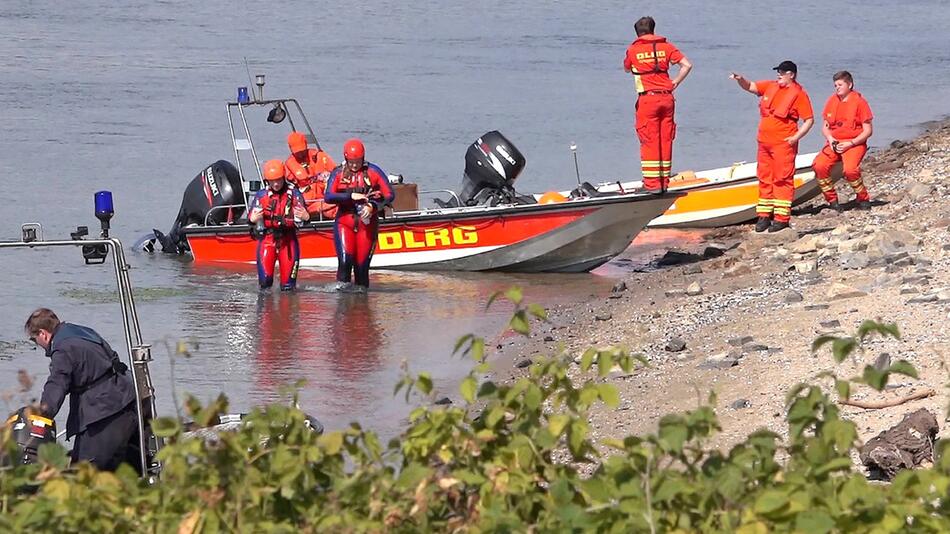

{"left": 237, "top": 86, "right": 250, "bottom": 104}
{"left": 94, "top": 190, "right": 114, "bottom": 237}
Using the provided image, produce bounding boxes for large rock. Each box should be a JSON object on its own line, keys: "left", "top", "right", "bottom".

{"left": 866, "top": 229, "right": 921, "bottom": 261}
{"left": 839, "top": 251, "right": 871, "bottom": 270}
{"left": 906, "top": 183, "right": 934, "bottom": 202}
{"left": 860, "top": 408, "right": 938, "bottom": 481}
{"left": 790, "top": 235, "right": 824, "bottom": 254}
{"left": 827, "top": 282, "right": 867, "bottom": 300}
{"left": 686, "top": 282, "right": 703, "bottom": 296}
{"left": 792, "top": 260, "right": 818, "bottom": 274}
{"left": 837, "top": 238, "right": 867, "bottom": 253}
{"left": 830, "top": 224, "right": 853, "bottom": 237}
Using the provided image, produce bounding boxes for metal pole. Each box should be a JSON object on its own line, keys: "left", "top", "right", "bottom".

{"left": 571, "top": 143, "right": 582, "bottom": 188}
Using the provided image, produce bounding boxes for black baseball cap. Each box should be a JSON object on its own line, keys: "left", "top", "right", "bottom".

{"left": 773, "top": 60, "right": 797, "bottom": 74}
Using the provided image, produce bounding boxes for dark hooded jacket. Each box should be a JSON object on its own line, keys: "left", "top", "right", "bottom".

{"left": 39, "top": 323, "right": 137, "bottom": 438}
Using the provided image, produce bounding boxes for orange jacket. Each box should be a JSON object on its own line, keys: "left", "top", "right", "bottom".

{"left": 623, "top": 34, "right": 683, "bottom": 93}
{"left": 823, "top": 91, "right": 872, "bottom": 140}
{"left": 755, "top": 80, "right": 813, "bottom": 144}
{"left": 285, "top": 149, "right": 336, "bottom": 188}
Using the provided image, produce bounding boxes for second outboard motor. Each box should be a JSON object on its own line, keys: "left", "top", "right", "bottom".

{"left": 3, "top": 407, "right": 57, "bottom": 465}
{"left": 149, "top": 160, "right": 246, "bottom": 254}
{"left": 457, "top": 131, "right": 535, "bottom": 207}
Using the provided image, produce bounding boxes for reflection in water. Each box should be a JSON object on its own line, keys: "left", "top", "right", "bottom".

{"left": 252, "top": 291, "right": 384, "bottom": 408}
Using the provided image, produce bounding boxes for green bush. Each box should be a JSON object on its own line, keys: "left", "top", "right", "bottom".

{"left": 2, "top": 288, "right": 948, "bottom": 532}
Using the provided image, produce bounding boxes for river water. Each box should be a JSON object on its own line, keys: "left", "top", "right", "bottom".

{"left": 1, "top": 1, "right": 948, "bottom": 436}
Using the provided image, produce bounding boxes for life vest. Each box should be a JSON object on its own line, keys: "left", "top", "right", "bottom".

{"left": 336, "top": 166, "right": 373, "bottom": 197}
{"left": 260, "top": 186, "right": 297, "bottom": 229}
{"left": 759, "top": 82, "right": 802, "bottom": 119}
{"left": 285, "top": 149, "right": 334, "bottom": 188}
{"left": 823, "top": 91, "right": 868, "bottom": 137}
{"left": 628, "top": 36, "right": 670, "bottom": 75}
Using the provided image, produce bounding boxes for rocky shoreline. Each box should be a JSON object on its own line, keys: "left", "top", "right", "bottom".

{"left": 495, "top": 118, "right": 950, "bottom": 467}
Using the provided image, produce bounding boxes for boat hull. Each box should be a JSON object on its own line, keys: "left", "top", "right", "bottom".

{"left": 183, "top": 193, "right": 679, "bottom": 273}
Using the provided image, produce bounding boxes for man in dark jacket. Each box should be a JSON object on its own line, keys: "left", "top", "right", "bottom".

{"left": 25, "top": 308, "right": 140, "bottom": 471}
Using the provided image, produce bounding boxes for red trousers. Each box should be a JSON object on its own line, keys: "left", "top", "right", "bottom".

{"left": 635, "top": 93, "right": 676, "bottom": 191}
{"left": 333, "top": 212, "right": 379, "bottom": 288}
{"left": 756, "top": 141, "right": 798, "bottom": 223}
{"left": 812, "top": 143, "right": 869, "bottom": 203}
{"left": 256, "top": 231, "right": 300, "bottom": 290}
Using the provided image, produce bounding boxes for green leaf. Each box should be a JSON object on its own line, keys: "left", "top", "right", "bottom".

{"left": 416, "top": 373, "right": 433, "bottom": 395}
{"left": 794, "top": 510, "right": 835, "bottom": 533}
{"left": 453, "top": 334, "right": 474, "bottom": 356}
{"left": 460, "top": 376, "right": 478, "bottom": 403}
{"left": 318, "top": 431, "right": 344, "bottom": 455}
{"left": 835, "top": 379, "right": 851, "bottom": 401}
{"left": 831, "top": 337, "right": 857, "bottom": 363}
{"left": 150, "top": 416, "right": 181, "bottom": 438}
{"left": 580, "top": 348, "right": 596, "bottom": 371}
{"left": 861, "top": 365, "right": 888, "bottom": 391}
{"left": 857, "top": 320, "right": 900, "bottom": 341}
{"left": 597, "top": 384, "right": 620, "bottom": 408}
{"left": 754, "top": 489, "right": 790, "bottom": 516}
{"left": 813, "top": 457, "right": 854, "bottom": 477}
{"left": 510, "top": 310, "right": 530, "bottom": 335}
{"left": 548, "top": 414, "right": 570, "bottom": 436}
{"left": 36, "top": 442, "right": 69, "bottom": 470}
{"left": 395, "top": 463, "right": 431, "bottom": 490}
{"left": 524, "top": 384, "right": 542, "bottom": 411}
{"left": 504, "top": 286, "right": 523, "bottom": 305}
{"left": 888, "top": 360, "right": 918, "bottom": 379}
{"left": 526, "top": 303, "right": 547, "bottom": 320}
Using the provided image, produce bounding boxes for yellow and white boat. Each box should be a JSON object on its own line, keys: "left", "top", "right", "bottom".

{"left": 590, "top": 152, "right": 841, "bottom": 228}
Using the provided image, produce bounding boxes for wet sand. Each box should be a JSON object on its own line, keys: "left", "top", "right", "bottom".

{"left": 491, "top": 118, "right": 950, "bottom": 465}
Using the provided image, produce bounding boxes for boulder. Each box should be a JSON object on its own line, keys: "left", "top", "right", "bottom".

{"left": 860, "top": 408, "right": 938, "bottom": 481}
{"left": 664, "top": 337, "right": 687, "bottom": 352}
{"left": 837, "top": 238, "right": 867, "bottom": 253}
{"left": 827, "top": 283, "right": 867, "bottom": 300}
{"left": 906, "top": 183, "right": 934, "bottom": 202}
{"left": 682, "top": 264, "right": 703, "bottom": 275}
{"left": 686, "top": 282, "right": 703, "bottom": 296}
{"left": 790, "top": 235, "right": 823, "bottom": 254}
{"left": 783, "top": 290, "right": 804, "bottom": 303}
{"left": 866, "top": 229, "right": 921, "bottom": 261}
{"left": 839, "top": 251, "right": 871, "bottom": 270}
{"left": 792, "top": 260, "right": 818, "bottom": 274}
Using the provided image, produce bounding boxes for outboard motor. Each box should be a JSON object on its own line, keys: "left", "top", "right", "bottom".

{"left": 3, "top": 407, "right": 56, "bottom": 465}
{"left": 437, "top": 131, "right": 535, "bottom": 208}
{"left": 146, "top": 160, "right": 246, "bottom": 254}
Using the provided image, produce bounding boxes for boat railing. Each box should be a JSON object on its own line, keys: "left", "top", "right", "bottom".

{"left": 203, "top": 204, "right": 248, "bottom": 226}
{"left": 0, "top": 225, "right": 160, "bottom": 478}
{"left": 418, "top": 189, "right": 462, "bottom": 208}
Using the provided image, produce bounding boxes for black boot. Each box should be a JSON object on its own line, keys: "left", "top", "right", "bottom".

{"left": 754, "top": 217, "right": 771, "bottom": 233}
{"left": 828, "top": 201, "right": 843, "bottom": 213}
{"left": 857, "top": 200, "right": 872, "bottom": 211}
{"left": 768, "top": 221, "right": 790, "bottom": 233}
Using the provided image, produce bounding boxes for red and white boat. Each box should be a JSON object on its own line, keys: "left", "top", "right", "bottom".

{"left": 579, "top": 154, "right": 842, "bottom": 229}
{"left": 144, "top": 79, "right": 680, "bottom": 273}
{"left": 183, "top": 194, "right": 678, "bottom": 273}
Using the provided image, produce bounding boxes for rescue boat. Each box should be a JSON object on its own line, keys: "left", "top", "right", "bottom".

{"left": 144, "top": 78, "right": 681, "bottom": 273}
{"left": 580, "top": 154, "right": 842, "bottom": 228}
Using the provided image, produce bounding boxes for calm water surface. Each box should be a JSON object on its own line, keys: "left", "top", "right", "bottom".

{"left": 0, "top": 1, "right": 947, "bottom": 435}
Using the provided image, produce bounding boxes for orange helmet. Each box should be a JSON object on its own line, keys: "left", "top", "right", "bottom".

{"left": 287, "top": 131, "right": 308, "bottom": 154}
{"left": 343, "top": 138, "right": 365, "bottom": 160}
{"left": 538, "top": 191, "right": 568, "bottom": 204}
{"left": 262, "top": 159, "right": 286, "bottom": 181}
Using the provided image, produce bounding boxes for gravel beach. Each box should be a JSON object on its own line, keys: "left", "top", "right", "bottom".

{"left": 494, "top": 118, "right": 950, "bottom": 468}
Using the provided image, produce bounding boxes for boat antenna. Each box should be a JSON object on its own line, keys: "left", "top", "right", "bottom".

{"left": 571, "top": 142, "right": 582, "bottom": 188}
{"left": 243, "top": 57, "right": 257, "bottom": 100}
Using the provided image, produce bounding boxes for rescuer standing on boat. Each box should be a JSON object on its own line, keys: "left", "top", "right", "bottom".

{"left": 249, "top": 159, "right": 309, "bottom": 290}
{"left": 324, "top": 138, "right": 394, "bottom": 289}
{"left": 284, "top": 131, "right": 337, "bottom": 219}
{"left": 811, "top": 70, "right": 874, "bottom": 212}
{"left": 730, "top": 61, "right": 814, "bottom": 232}
{"left": 623, "top": 16, "right": 693, "bottom": 194}
{"left": 26, "top": 308, "right": 140, "bottom": 472}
